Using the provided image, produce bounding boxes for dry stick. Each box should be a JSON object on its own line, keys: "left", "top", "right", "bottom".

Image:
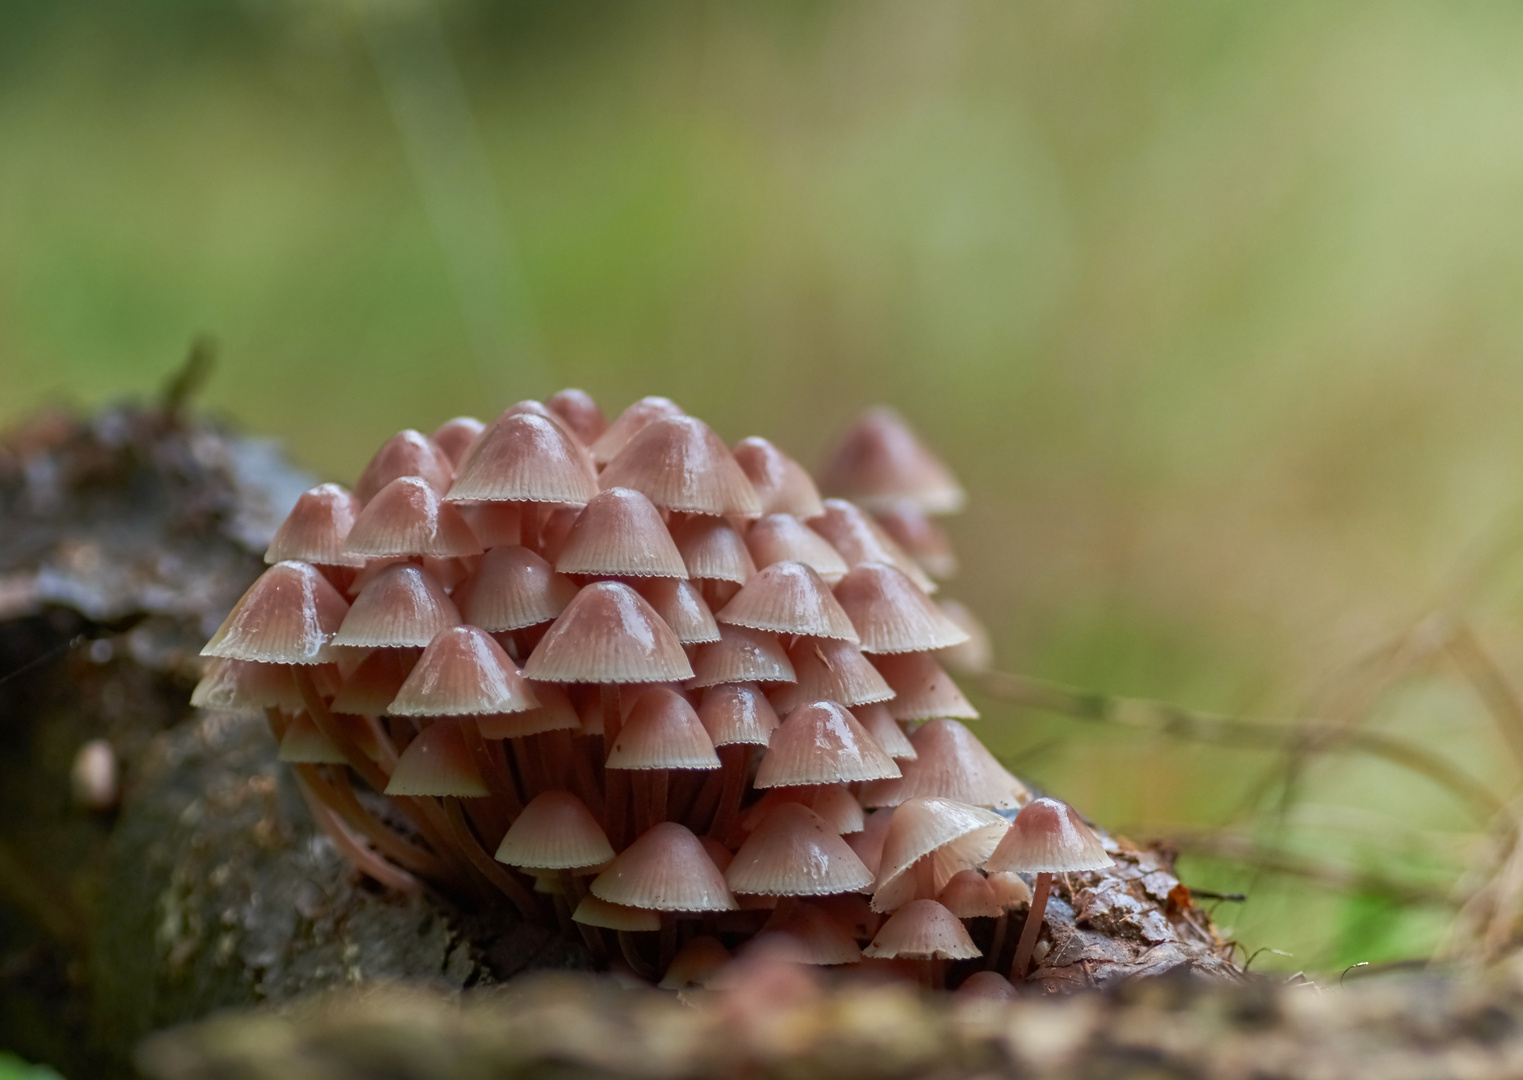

{"left": 975, "top": 669, "right": 1505, "bottom": 821}
{"left": 293, "top": 770, "right": 422, "bottom": 895}
{"left": 441, "top": 797, "right": 539, "bottom": 921}
{"left": 1010, "top": 871, "right": 1053, "bottom": 981}
{"left": 1445, "top": 622, "right": 1523, "bottom": 773}
{"left": 298, "top": 765, "right": 448, "bottom": 879}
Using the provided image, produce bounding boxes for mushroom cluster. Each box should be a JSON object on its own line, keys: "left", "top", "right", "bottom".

{"left": 196, "top": 393, "right": 1112, "bottom": 991}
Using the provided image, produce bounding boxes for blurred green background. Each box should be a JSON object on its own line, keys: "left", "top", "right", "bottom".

{"left": 6, "top": 0, "right": 1523, "bottom": 974}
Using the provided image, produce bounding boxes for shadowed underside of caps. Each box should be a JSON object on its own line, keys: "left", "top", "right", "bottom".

{"left": 809, "top": 499, "right": 938, "bottom": 594}
{"left": 740, "top": 785, "right": 865, "bottom": 837}
{"left": 715, "top": 561, "right": 858, "bottom": 642}
{"left": 590, "top": 821, "right": 737, "bottom": 912}
{"left": 546, "top": 388, "right": 607, "bottom": 447}
{"left": 447, "top": 412, "right": 599, "bottom": 504}
{"left": 387, "top": 625, "right": 539, "bottom": 717}
{"left": 937, "top": 869, "right": 1002, "bottom": 918}
{"left": 851, "top": 703, "right": 916, "bottom": 760}
{"left": 265, "top": 484, "right": 366, "bottom": 567}
{"left": 860, "top": 719, "right": 1025, "bottom": 810}
{"left": 355, "top": 429, "right": 455, "bottom": 503}
{"left": 746, "top": 514, "right": 848, "bottom": 581}
{"left": 754, "top": 902, "right": 863, "bottom": 965}
{"left": 589, "top": 396, "right": 684, "bottom": 466}
{"left": 330, "top": 648, "right": 417, "bottom": 715}
{"left": 874, "top": 500, "right": 957, "bottom": 580}
{"left": 572, "top": 894, "right": 661, "bottom": 931}
{"left": 431, "top": 417, "right": 485, "bottom": 467}
{"left": 687, "top": 625, "right": 795, "bottom": 688}
{"left": 767, "top": 637, "right": 894, "bottom": 712}
{"left": 983, "top": 796, "right": 1114, "bottom": 875}
{"left": 863, "top": 899, "right": 979, "bottom": 960}
{"left": 754, "top": 700, "right": 900, "bottom": 788}
{"left": 555, "top": 487, "right": 687, "bottom": 578}
{"left": 833, "top": 562, "right": 969, "bottom": 654}
{"left": 202, "top": 561, "right": 350, "bottom": 665}
{"left": 383, "top": 718, "right": 489, "bottom": 797}
{"left": 671, "top": 516, "right": 756, "bottom": 584}
{"left": 521, "top": 580, "right": 693, "bottom": 683}
{"left": 726, "top": 803, "right": 872, "bottom": 896}
{"left": 733, "top": 437, "right": 826, "bottom": 520}
{"left": 871, "top": 651, "right": 979, "bottom": 721}
{"left": 477, "top": 683, "right": 581, "bottom": 739}
{"left": 330, "top": 563, "right": 462, "bottom": 649}
{"left": 871, "top": 797, "right": 1009, "bottom": 912}
{"left": 454, "top": 546, "right": 578, "bottom": 632}
{"left": 192, "top": 657, "right": 339, "bottom": 712}
{"left": 457, "top": 501, "right": 521, "bottom": 548}
{"left": 599, "top": 415, "right": 762, "bottom": 517}
{"left": 819, "top": 407, "right": 966, "bottom": 516}
{"left": 636, "top": 578, "right": 720, "bottom": 644}
{"left": 494, "top": 789, "right": 614, "bottom": 870}
{"left": 607, "top": 687, "right": 720, "bottom": 770}
{"left": 698, "top": 682, "right": 779, "bottom": 747}
{"left": 345, "top": 476, "right": 483, "bottom": 559}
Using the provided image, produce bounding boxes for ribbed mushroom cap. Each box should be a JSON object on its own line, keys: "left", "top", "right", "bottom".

{"left": 546, "top": 389, "right": 606, "bottom": 446}
{"left": 937, "top": 869, "right": 1002, "bottom": 918}
{"left": 539, "top": 505, "right": 582, "bottom": 563}
{"left": 590, "top": 821, "right": 738, "bottom": 912}
{"left": 607, "top": 686, "right": 720, "bottom": 770}
{"left": 715, "top": 562, "right": 859, "bottom": 642}
{"left": 330, "top": 648, "right": 417, "bottom": 715}
{"left": 819, "top": 408, "right": 965, "bottom": 515}
{"left": 740, "top": 785, "right": 864, "bottom": 837}
{"left": 671, "top": 516, "right": 756, "bottom": 584}
{"left": 431, "top": 417, "right": 485, "bottom": 468}
{"left": 599, "top": 416, "right": 762, "bottom": 518}
{"left": 636, "top": 578, "right": 720, "bottom": 644}
{"left": 987, "top": 871, "right": 1033, "bottom": 910}
{"left": 276, "top": 711, "right": 348, "bottom": 765}
{"left": 957, "top": 971, "right": 1019, "bottom": 1002}
{"left": 934, "top": 600, "right": 992, "bottom": 674}
{"left": 872, "top": 652, "right": 979, "bottom": 721}
{"left": 388, "top": 626, "right": 539, "bottom": 717}
{"left": 983, "top": 796, "right": 1113, "bottom": 875}
{"left": 698, "top": 682, "right": 779, "bottom": 747}
{"left": 494, "top": 789, "right": 614, "bottom": 870}
{"left": 522, "top": 581, "right": 694, "bottom": 683}
{"left": 860, "top": 719, "right": 1025, "bottom": 810}
{"left": 754, "top": 700, "right": 900, "bottom": 789}
{"left": 733, "top": 437, "right": 826, "bottom": 520}
{"left": 847, "top": 808, "right": 894, "bottom": 879}
{"left": 809, "top": 499, "right": 937, "bottom": 594}
{"left": 726, "top": 803, "right": 872, "bottom": 896}
{"left": 383, "top": 718, "right": 489, "bottom": 797}
{"left": 265, "top": 484, "right": 366, "bottom": 568}
{"left": 767, "top": 637, "right": 894, "bottom": 712}
{"left": 874, "top": 500, "right": 956, "bottom": 580}
{"left": 687, "top": 625, "right": 795, "bottom": 689}
{"left": 834, "top": 563, "right": 968, "bottom": 654}
{"left": 345, "top": 476, "right": 484, "bottom": 559}
{"left": 753, "top": 903, "right": 864, "bottom": 966}
{"left": 871, "top": 797, "right": 1009, "bottom": 913}
{"left": 555, "top": 488, "right": 687, "bottom": 578}
{"left": 589, "top": 396, "right": 685, "bottom": 466}
{"left": 454, "top": 546, "right": 577, "bottom": 632}
{"left": 746, "top": 515, "right": 848, "bottom": 582}
{"left": 203, "top": 561, "right": 350, "bottom": 665}
{"left": 659, "top": 936, "right": 731, "bottom": 990}
{"left": 478, "top": 683, "right": 581, "bottom": 738}
{"left": 863, "top": 899, "right": 979, "bottom": 960}
{"left": 851, "top": 703, "right": 917, "bottom": 760}
{"left": 355, "top": 430, "right": 455, "bottom": 503}
{"left": 330, "top": 564, "right": 461, "bottom": 649}
{"left": 572, "top": 894, "right": 661, "bottom": 931}
{"left": 192, "top": 658, "right": 340, "bottom": 712}
{"left": 446, "top": 413, "right": 599, "bottom": 505}
{"left": 502, "top": 399, "right": 581, "bottom": 444}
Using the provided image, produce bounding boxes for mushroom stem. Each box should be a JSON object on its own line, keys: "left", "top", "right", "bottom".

{"left": 441, "top": 797, "right": 540, "bottom": 922}
{"left": 986, "top": 912, "right": 1009, "bottom": 972}
{"left": 658, "top": 912, "right": 678, "bottom": 972}
{"left": 650, "top": 770, "right": 669, "bottom": 828}
{"left": 707, "top": 745, "right": 747, "bottom": 839}
{"left": 293, "top": 770, "right": 422, "bottom": 895}
{"left": 1010, "top": 871, "right": 1052, "bottom": 982}
{"left": 602, "top": 685, "right": 630, "bottom": 846}
{"left": 618, "top": 931, "right": 655, "bottom": 981}
{"left": 300, "top": 764, "right": 449, "bottom": 880}
{"left": 293, "top": 666, "right": 390, "bottom": 793}
{"left": 459, "top": 717, "right": 523, "bottom": 818}
{"left": 558, "top": 870, "right": 608, "bottom": 964}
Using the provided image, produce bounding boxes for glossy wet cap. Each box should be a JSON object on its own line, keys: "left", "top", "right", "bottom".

{"left": 387, "top": 626, "right": 539, "bottom": 717}
{"left": 345, "top": 476, "right": 483, "bottom": 559}
{"left": 477, "top": 682, "right": 582, "bottom": 739}
{"left": 860, "top": 719, "right": 1024, "bottom": 810}
{"left": 733, "top": 437, "right": 826, "bottom": 520}
{"left": 726, "top": 803, "right": 872, "bottom": 897}
{"left": 715, "top": 562, "right": 858, "bottom": 642}
{"left": 862, "top": 898, "right": 979, "bottom": 960}
{"left": 431, "top": 417, "right": 485, "bottom": 468}
{"left": 698, "top": 682, "right": 780, "bottom": 747}
{"left": 872, "top": 652, "right": 979, "bottom": 721}
{"left": 833, "top": 562, "right": 968, "bottom": 654}
{"left": 590, "top": 821, "right": 738, "bottom": 912}
{"left": 767, "top": 637, "right": 894, "bottom": 712}
{"left": 522, "top": 581, "right": 693, "bottom": 683}
{"left": 983, "top": 796, "right": 1113, "bottom": 875}
{"left": 687, "top": 625, "right": 795, "bottom": 688}
{"left": 202, "top": 561, "right": 349, "bottom": 665}
{"left": 819, "top": 407, "right": 965, "bottom": 515}
{"left": 546, "top": 388, "right": 607, "bottom": 446}
{"left": 606, "top": 686, "right": 720, "bottom": 770}
{"left": 330, "top": 564, "right": 461, "bottom": 649}
{"left": 754, "top": 700, "right": 900, "bottom": 788}
{"left": 589, "top": 396, "right": 684, "bottom": 466}
{"left": 599, "top": 415, "right": 762, "bottom": 517}
{"left": 671, "top": 516, "right": 756, "bottom": 585}
{"left": 265, "top": 484, "right": 366, "bottom": 568}
{"left": 871, "top": 797, "right": 1009, "bottom": 913}
{"left": 383, "top": 718, "right": 489, "bottom": 797}
{"left": 636, "top": 578, "right": 720, "bottom": 644}
{"left": 746, "top": 515, "right": 848, "bottom": 582}
{"left": 850, "top": 703, "right": 916, "bottom": 760}
{"left": 447, "top": 412, "right": 599, "bottom": 505}
{"left": 453, "top": 546, "right": 578, "bottom": 632}
{"left": 555, "top": 487, "right": 687, "bottom": 578}
{"left": 355, "top": 430, "right": 455, "bottom": 503}
{"left": 494, "top": 789, "right": 615, "bottom": 870}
